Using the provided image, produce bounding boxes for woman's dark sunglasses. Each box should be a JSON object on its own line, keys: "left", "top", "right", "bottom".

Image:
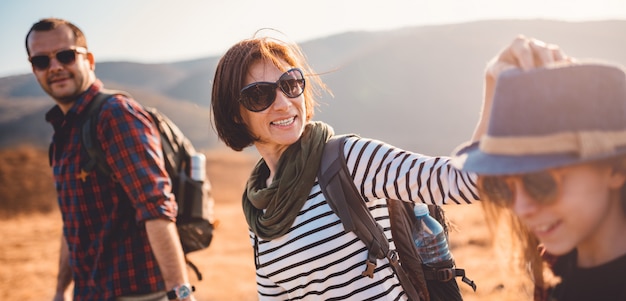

{"left": 239, "top": 68, "right": 305, "bottom": 112}
{"left": 29, "top": 47, "right": 88, "bottom": 71}
{"left": 478, "top": 171, "right": 560, "bottom": 207}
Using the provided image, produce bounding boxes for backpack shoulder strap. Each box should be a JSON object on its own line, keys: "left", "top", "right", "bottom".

{"left": 318, "top": 134, "right": 423, "bottom": 301}
{"left": 144, "top": 106, "right": 195, "bottom": 179}
{"left": 80, "top": 89, "right": 128, "bottom": 177}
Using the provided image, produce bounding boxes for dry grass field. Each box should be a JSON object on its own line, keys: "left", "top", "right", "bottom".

{"left": 0, "top": 147, "right": 530, "bottom": 300}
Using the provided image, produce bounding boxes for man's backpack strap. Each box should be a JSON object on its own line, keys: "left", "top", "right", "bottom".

{"left": 318, "top": 134, "right": 425, "bottom": 301}
{"left": 80, "top": 89, "right": 128, "bottom": 178}
{"left": 144, "top": 107, "right": 195, "bottom": 182}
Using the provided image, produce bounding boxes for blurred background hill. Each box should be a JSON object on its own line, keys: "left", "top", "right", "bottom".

{"left": 2, "top": 19, "right": 625, "bottom": 154}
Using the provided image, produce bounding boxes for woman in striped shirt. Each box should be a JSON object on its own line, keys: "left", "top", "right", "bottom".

{"left": 210, "top": 33, "right": 567, "bottom": 300}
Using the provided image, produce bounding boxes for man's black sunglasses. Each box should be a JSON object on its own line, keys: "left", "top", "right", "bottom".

{"left": 29, "top": 47, "right": 88, "bottom": 71}
{"left": 239, "top": 68, "right": 305, "bottom": 112}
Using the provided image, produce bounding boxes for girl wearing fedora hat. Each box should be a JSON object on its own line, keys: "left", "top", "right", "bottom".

{"left": 453, "top": 62, "right": 626, "bottom": 301}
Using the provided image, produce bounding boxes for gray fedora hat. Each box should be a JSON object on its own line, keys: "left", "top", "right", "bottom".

{"left": 452, "top": 62, "right": 626, "bottom": 175}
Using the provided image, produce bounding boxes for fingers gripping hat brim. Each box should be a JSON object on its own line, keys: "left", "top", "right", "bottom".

{"left": 452, "top": 62, "right": 626, "bottom": 175}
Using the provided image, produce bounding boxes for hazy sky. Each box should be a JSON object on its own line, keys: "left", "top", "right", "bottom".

{"left": 2, "top": 0, "right": 625, "bottom": 77}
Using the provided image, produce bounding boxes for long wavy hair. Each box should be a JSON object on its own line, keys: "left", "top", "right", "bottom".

{"left": 479, "top": 155, "right": 626, "bottom": 296}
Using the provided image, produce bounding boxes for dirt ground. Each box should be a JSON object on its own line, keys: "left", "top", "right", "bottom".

{"left": 0, "top": 149, "right": 530, "bottom": 300}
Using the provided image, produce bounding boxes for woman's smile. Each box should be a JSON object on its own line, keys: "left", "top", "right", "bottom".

{"left": 271, "top": 116, "right": 296, "bottom": 127}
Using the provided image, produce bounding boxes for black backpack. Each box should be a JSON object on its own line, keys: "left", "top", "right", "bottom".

{"left": 80, "top": 89, "right": 215, "bottom": 280}
{"left": 318, "top": 134, "right": 476, "bottom": 301}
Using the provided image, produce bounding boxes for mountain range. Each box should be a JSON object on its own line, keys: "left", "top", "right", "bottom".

{"left": 1, "top": 19, "right": 625, "bottom": 156}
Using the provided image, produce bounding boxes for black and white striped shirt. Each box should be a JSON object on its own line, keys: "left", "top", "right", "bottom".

{"left": 251, "top": 136, "right": 479, "bottom": 300}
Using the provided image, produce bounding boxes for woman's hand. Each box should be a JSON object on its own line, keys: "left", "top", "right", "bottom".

{"left": 471, "top": 35, "right": 573, "bottom": 142}
{"left": 487, "top": 34, "right": 571, "bottom": 81}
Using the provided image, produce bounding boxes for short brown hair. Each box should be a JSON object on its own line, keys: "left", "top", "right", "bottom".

{"left": 211, "top": 35, "right": 328, "bottom": 151}
{"left": 25, "top": 18, "right": 87, "bottom": 56}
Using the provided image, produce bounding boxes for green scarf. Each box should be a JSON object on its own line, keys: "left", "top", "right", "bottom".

{"left": 243, "top": 121, "right": 334, "bottom": 240}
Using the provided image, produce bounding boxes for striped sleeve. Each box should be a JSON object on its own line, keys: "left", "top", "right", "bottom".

{"left": 343, "top": 136, "right": 479, "bottom": 205}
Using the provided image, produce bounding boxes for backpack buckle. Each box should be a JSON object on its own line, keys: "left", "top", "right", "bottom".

{"left": 435, "top": 268, "right": 455, "bottom": 282}
{"left": 387, "top": 250, "right": 399, "bottom": 264}
{"left": 361, "top": 260, "right": 377, "bottom": 278}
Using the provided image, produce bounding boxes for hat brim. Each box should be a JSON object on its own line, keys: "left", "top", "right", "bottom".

{"left": 451, "top": 141, "right": 626, "bottom": 175}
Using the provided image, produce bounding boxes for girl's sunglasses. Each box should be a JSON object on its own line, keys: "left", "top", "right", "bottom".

{"left": 29, "top": 47, "right": 88, "bottom": 71}
{"left": 478, "top": 170, "right": 561, "bottom": 207}
{"left": 239, "top": 68, "right": 305, "bottom": 112}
